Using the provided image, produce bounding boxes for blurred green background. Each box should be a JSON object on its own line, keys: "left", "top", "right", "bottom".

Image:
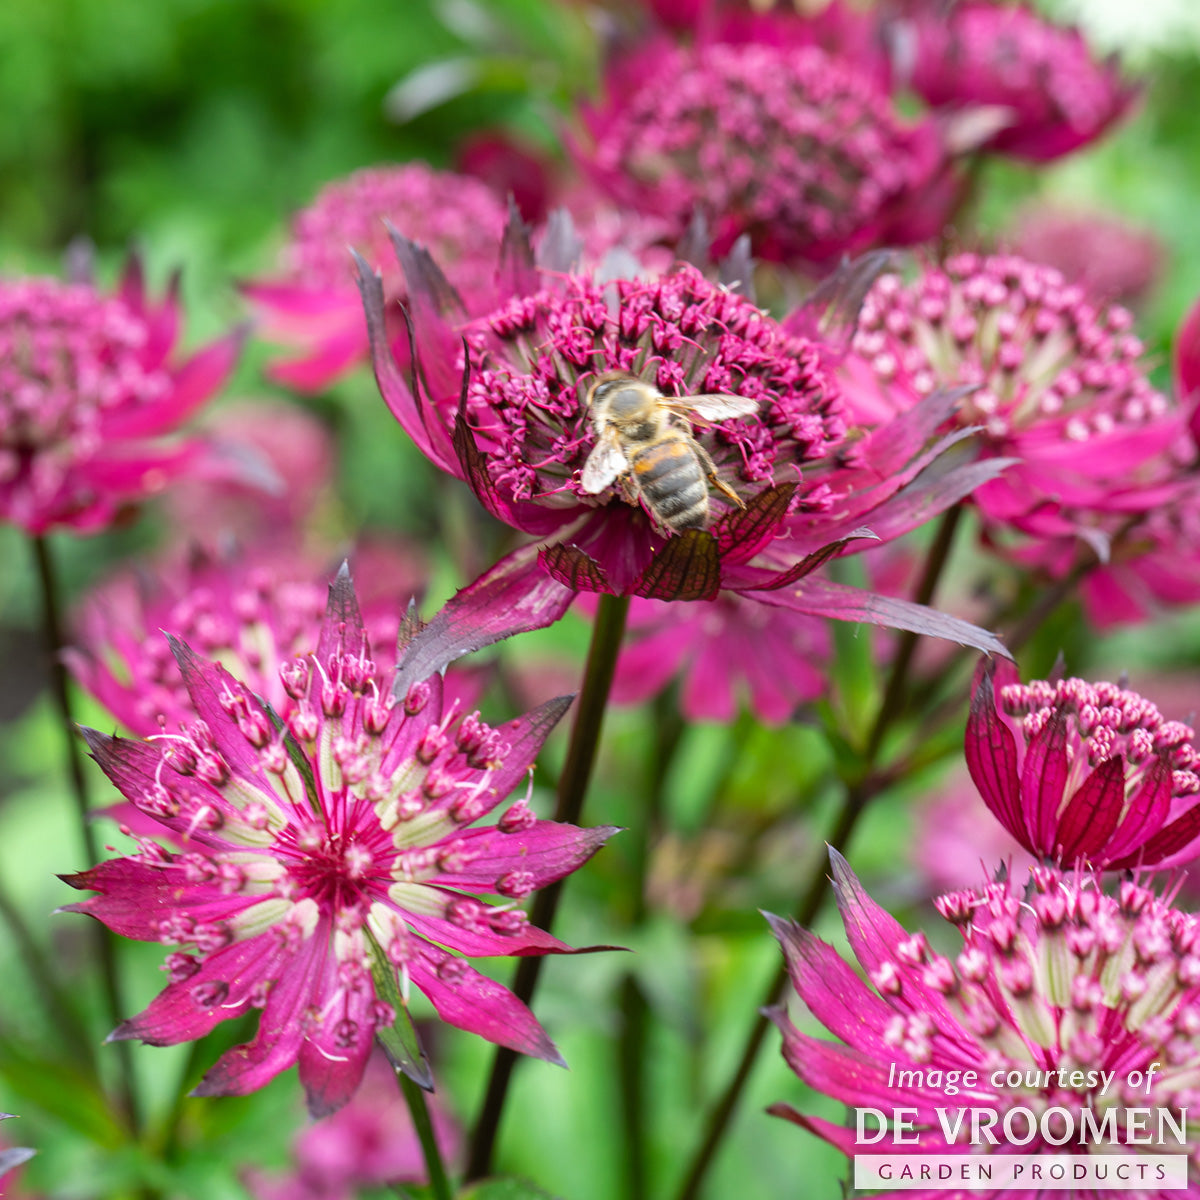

{"left": 1, "top": 1, "right": 1200, "bottom": 1197}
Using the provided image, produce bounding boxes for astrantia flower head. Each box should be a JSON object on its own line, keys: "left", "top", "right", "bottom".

{"left": 842, "top": 252, "right": 1184, "bottom": 546}
{"left": 361, "top": 234, "right": 1014, "bottom": 659}
{"left": 1012, "top": 207, "right": 1162, "bottom": 307}
{"left": 247, "top": 1046, "right": 459, "bottom": 1198}
{"left": 244, "top": 164, "right": 507, "bottom": 391}
{"left": 67, "top": 541, "right": 427, "bottom": 738}
{"left": 0, "top": 259, "right": 242, "bottom": 534}
{"left": 163, "top": 401, "right": 336, "bottom": 545}
{"left": 905, "top": 1, "right": 1134, "bottom": 161}
{"left": 366, "top": 246, "right": 847, "bottom": 600}
{"left": 768, "top": 852, "right": 1200, "bottom": 1191}
{"left": 63, "top": 569, "right": 615, "bottom": 1115}
{"left": 909, "top": 772, "right": 1038, "bottom": 898}
{"left": 576, "top": 36, "right": 950, "bottom": 265}
{"left": 968, "top": 661, "right": 1200, "bottom": 870}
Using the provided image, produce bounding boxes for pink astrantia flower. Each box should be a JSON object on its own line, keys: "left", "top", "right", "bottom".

{"left": 66, "top": 540, "right": 431, "bottom": 738}
{"left": 605, "top": 592, "right": 829, "bottom": 725}
{"left": 841, "top": 252, "right": 1186, "bottom": 552}
{"left": 767, "top": 852, "right": 1200, "bottom": 1194}
{"left": 903, "top": 2, "right": 1134, "bottom": 161}
{"left": 248, "top": 1046, "right": 459, "bottom": 1199}
{"left": 0, "top": 258, "right": 243, "bottom": 534}
{"left": 909, "top": 772, "right": 1038, "bottom": 898}
{"left": 244, "top": 164, "right": 507, "bottom": 391}
{"left": 1010, "top": 206, "right": 1162, "bottom": 307}
{"left": 62, "top": 569, "right": 616, "bottom": 1115}
{"left": 993, "top": 299, "right": 1200, "bottom": 627}
{"left": 967, "top": 661, "right": 1200, "bottom": 870}
{"left": 359, "top": 229, "right": 1013, "bottom": 665}
{"left": 574, "top": 35, "right": 951, "bottom": 265}
{"left": 163, "top": 401, "right": 335, "bottom": 545}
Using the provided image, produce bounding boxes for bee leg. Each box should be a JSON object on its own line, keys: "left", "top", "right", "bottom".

{"left": 618, "top": 473, "right": 641, "bottom": 506}
{"left": 693, "top": 441, "right": 746, "bottom": 510}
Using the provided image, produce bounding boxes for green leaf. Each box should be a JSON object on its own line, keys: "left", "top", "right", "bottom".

{"left": 0, "top": 1045, "right": 124, "bottom": 1147}
{"left": 364, "top": 931, "right": 433, "bottom": 1091}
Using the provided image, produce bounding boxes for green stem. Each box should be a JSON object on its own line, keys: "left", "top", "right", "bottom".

{"left": 0, "top": 877, "right": 94, "bottom": 1069}
{"left": 30, "top": 533, "right": 141, "bottom": 1136}
{"left": 617, "top": 688, "right": 685, "bottom": 1200}
{"left": 672, "top": 506, "right": 963, "bottom": 1200}
{"left": 399, "top": 1071, "right": 453, "bottom": 1200}
{"left": 465, "top": 592, "right": 631, "bottom": 1182}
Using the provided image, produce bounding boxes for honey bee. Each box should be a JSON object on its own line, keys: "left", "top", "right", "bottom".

{"left": 580, "top": 371, "right": 759, "bottom": 533}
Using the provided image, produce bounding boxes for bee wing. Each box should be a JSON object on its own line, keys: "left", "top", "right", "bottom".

{"left": 672, "top": 394, "right": 760, "bottom": 422}
{"left": 580, "top": 429, "right": 630, "bottom": 494}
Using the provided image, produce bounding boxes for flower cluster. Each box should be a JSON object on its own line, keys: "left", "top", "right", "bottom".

{"left": 1011, "top": 207, "right": 1163, "bottom": 306}
{"left": 245, "top": 164, "right": 508, "bottom": 391}
{"left": 66, "top": 541, "right": 428, "bottom": 737}
{"left": 905, "top": 1, "right": 1134, "bottom": 161}
{"left": 0, "top": 260, "right": 242, "bottom": 534}
{"left": 367, "top": 250, "right": 846, "bottom": 597}
{"left": 577, "top": 37, "right": 947, "bottom": 265}
{"left": 769, "top": 852, "right": 1200, "bottom": 1192}
{"left": 968, "top": 662, "right": 1200, "bottom": 870}
{"left": 64, "top": 570, "right": 615, "bottom": 1115}
{"left": 841, "top": 252, "right": 1184, "bottom": 548}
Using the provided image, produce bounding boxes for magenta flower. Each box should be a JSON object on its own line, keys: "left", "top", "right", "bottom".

{"left": 62, "top": 569, "right": 615, "bottom": 1115}
{"left": 359, "top": 231, "right": 1012, "bottom": 660}
{"left": 1011, "top": 206, "right": 1162, "bottom": 307}
{"left": 162, "top": 400, "right": 336, "bottom": 545}
{"left": 605, "top": 592, "right": 829, "bottom": 725}
{"left": 967, "top": 661, "right": 1200, "bottom": 869}
{"left": 247, "top": 1046, "right": 459, "bottom": 1199}
{"left": 0, "top": 258, "right": 243, "bottom": 535}
{"left": 244, "top": 165, "right": 507, "bottom": 391}
{"left": 841, "top": 252, "right": 1185, "bottom": 551}
{"left": 66, "top": 540, "right": 437, "bottom": 739}
{"left": 909, "top": 771, "right": 1038, "bottom": 898}
{"left": 904, "top": 2, "right": 1134, "bottom": 161}
{"left": 574, "top": 35, "right": 951, "bottom": 265}
{"left": 767, "top": 852, "right": 1200, "bottom": 1192}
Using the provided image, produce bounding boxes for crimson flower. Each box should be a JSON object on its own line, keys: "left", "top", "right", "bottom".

{"left": 902, "top": 1, "right": 1134, "bottom": 162}
{"left": 0, "top": 257, "right": 243, "bottom": 534}
{"left": 162, "top": 400, "right": 337, "bottom": 546}
{"left": 247, "top": 1046, "right": 459, "bottom": 1199}
{"left": 358, "top": 221, "right": 1011, "bottom": 664}
{"left": 573, "top": 33, "right": 952, "bottom": 266}
{"left": 1011, "top": 206, "right": 1162, "bottom": 307}
{"left": 243, "top": 165, "right": 507, "bottom": 391}
{"left": 967, "top": 661, "right": 1200, "bottom": 870}
{"left": 768, "top": 852, "right": 1200, "bottom": 1194}
{"left": 841, "top": 252, "right": 1187, "bottom": 554}
{"left": 66, "top": 540, "right": 436, "bottom": 739}
{"left": 63, "top": 568, "right": 615, "bottom": 1115}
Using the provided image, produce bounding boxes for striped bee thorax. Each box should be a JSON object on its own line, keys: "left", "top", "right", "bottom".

{"left": 629, "top": 435, "right": 709, "bottom": 531}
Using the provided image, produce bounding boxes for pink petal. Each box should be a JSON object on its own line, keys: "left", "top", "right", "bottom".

{"left": 296, "top": 950, "right": 377, "bottom": 1117}
{"left": 1054, "top": 756, "right": 1125, "bottom": 861}
{"left": 113, "top": 932, "right": 285, "bottom": 1045}
{"left": 407, "top": 949, "right": 563, "bottom": 1064}
{"left": 389, "top": 545, "right": 575, "bottom": 700}
{"left": 433, "top": 821, "right": 618, "bottom": 892}
{"left": 964, "top": 667, "right": 1024, "bottom": 845}
{"left": 192, "top": 929, "right": 326, "bottom": 1097}
{"left": 744, "top": 576, "right": 1010, "bottom": 658}
{"left": 1020, "top": 709, "right": 1069, "bottom": 854}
